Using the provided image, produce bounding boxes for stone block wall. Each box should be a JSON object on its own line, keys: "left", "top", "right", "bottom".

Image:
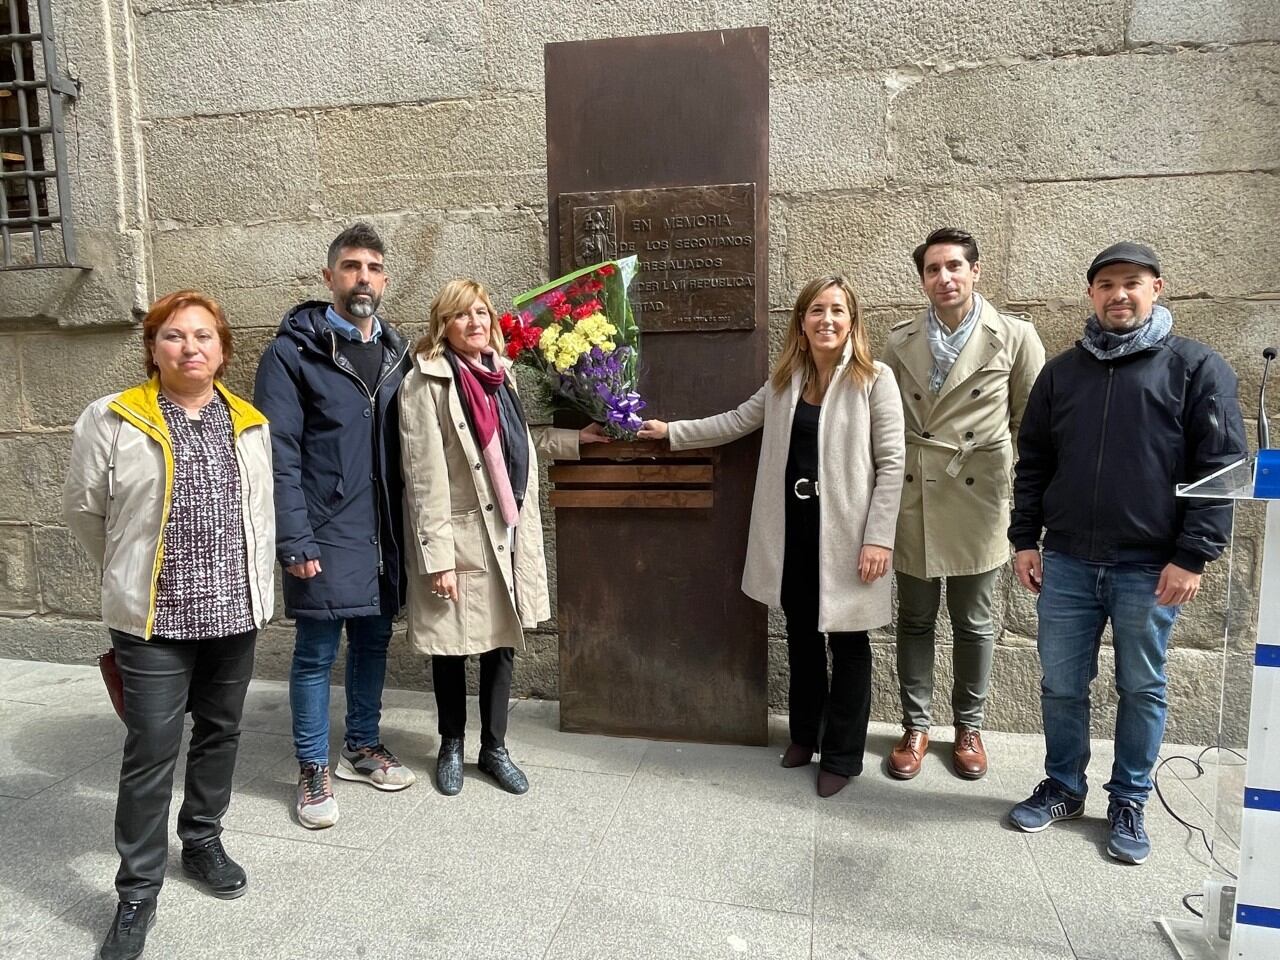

{"left": 0, "top": 0, "right": 1276, "bottom": 744}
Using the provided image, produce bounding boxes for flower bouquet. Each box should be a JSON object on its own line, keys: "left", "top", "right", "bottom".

{"left": 500, "top": 256, "right": 646, "bottom": 438}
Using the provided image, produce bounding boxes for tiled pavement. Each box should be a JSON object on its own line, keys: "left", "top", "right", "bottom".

{"left": 0, "top": 658, "right": 1241, "bottom": 959}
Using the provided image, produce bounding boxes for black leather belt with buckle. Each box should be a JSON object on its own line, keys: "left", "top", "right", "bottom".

{"left": 793, "top": 478, "right": 819, "bottom": 500}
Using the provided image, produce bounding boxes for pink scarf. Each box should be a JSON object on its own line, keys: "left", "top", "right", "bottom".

{"left": 451, "top": 349, "right": 520, "bottom": 526}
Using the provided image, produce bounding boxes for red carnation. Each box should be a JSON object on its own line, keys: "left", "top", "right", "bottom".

{"left": 598, "top": 264, "right": 615, "bottom": 276}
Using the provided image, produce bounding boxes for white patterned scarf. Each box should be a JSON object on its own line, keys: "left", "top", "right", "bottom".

{"left": 926, "top": 292, "right": 984, "bottom": 394}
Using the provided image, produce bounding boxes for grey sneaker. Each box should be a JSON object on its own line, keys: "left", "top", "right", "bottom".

{"left": 336, "top": 742, "right": 417, "bottom": 791}
{"left": 296, "top": 763, "right": 339, "bottom": 829}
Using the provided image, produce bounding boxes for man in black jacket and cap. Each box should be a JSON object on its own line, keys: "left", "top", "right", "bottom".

{"left": 1007, "top": 242, "right": 1246, "bottom": 864}
{"left": 255, "top": 222, "right": 415, "bottom": 830}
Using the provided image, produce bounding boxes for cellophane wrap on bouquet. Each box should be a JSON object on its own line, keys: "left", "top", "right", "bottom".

{"left": 501, "top": 256, "right": 646, "bottom": 438}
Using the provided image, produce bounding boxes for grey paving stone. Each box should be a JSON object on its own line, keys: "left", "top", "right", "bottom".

{"left": 636, "top": 736, "right": 812, "bottom": 796}
{"left": 812, "top": 915, "right": 1074, "bottom": 960}
{"left": 7, "top": 831, "right": 364, "bottom": 960}
{"left": 235, "top": 677, "right": 295, "bottom": 736}
{"left": 390, "top": 763, "right": 629, "bottom": 889}
{"left": 504, "top": 699, "right": 650, "bottom": 778}
{"left": 274, "top": 862, "right": 568, "bottom": 960}
{"left": 0, "top": 769, "right": 119, "bottom": 950}
{"left": 0, "top": 658, "right": 91, "bottom": 699}
{"left": 0, "top": 659, "right": 114, "bottom": 708}
{"left": 585, "top": 775, "right": 815, "bottom": 914}
{"left": 5, "top": 659, "right": 1248, "bottom": 959}
{"left": 546, "top": 884, "right": 811, "bottom": 960}
{"left": 813, "top": 804, "right": 1069, "bottom": 953}
{"left": 1022, "top": 798, "right": 1219, "bottom": 960}
{"left": 0, "top": 697, "right": 122, "bottom": 798}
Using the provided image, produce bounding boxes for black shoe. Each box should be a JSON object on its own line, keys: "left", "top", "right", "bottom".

{"left": 477, "top": 746, "right": 529, "bottom": 795}
{"left": 98, "top": 898, "right": 156, "bottom": 960}
{"left": 436, "top": 737, "right": 464, "bottom": 796}
{"left": 181, "top": 837, "right": 248, "bottom": 900}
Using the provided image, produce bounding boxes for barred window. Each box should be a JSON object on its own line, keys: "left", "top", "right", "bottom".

{"left": 1, "top": 0, "right": 78, "bottom": 269}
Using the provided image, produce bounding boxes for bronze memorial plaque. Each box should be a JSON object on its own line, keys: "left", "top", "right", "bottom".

{"left": 556, "top": 183, "right": 757, "bottom": 333}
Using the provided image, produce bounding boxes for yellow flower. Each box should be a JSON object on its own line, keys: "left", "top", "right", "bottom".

{"left": 553, "top": 331, "right": 591, "bottom": 372}
{"left": 539, "top": 324, "right": 561, "bottom": 363}
{"left": 574, "top": 313, "right": 617, "bottom": 349}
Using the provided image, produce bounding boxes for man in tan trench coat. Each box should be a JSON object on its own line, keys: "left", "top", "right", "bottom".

{"left": 880, "top": 227, "right": 1045, "bottom": 780}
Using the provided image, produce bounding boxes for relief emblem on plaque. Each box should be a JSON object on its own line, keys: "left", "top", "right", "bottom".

{"left": 572, "top": 205, "right": 618, "bottom": 267}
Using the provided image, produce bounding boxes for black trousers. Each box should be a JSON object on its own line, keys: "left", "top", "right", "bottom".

{"left": 109, "top": 628, "right": 256, "bottom": 901}
{"left": 781, "top": 498, "right": 873, "bottom": 778}
{"left": 431, "top": 647, "right": 514, "bottom": 750}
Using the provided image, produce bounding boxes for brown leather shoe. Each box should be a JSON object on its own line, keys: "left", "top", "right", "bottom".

{"left": 952, "top": 727, "right": 988, "bottom": 780}
{"left": 887, "top": 729, "right": 928, "bottom": 780}
{"left": 780, "top": 743, "right": 815, "bottom": 768}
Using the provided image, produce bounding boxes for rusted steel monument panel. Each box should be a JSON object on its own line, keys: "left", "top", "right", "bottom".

{"left": 545, "top": 27, "right": 770, "bottom": 744}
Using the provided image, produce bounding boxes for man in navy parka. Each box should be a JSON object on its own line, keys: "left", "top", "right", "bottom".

{"left": 254, "top": 222, "right": 416, "bottom": 830}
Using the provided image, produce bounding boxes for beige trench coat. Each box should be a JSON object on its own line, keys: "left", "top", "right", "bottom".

{"left": 668, "top": 354, "right": 905, "bottom": 633}
{"left": 880, "top": 300, "right": 1045, "bottom": 580}
{"left": 398, "top": 354, "right": 580, "bottom": 657}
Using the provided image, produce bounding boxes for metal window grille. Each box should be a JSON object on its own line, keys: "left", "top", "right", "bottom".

{"left": 1, "top": 0, "right": 79, "bottom": 269}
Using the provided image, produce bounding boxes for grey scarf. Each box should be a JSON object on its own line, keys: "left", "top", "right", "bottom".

{"left": 926, "top": 292, "right": 983, "bottom": 393}
{"left": 1080, "top": 304, "right": 1173, "bottom": 360}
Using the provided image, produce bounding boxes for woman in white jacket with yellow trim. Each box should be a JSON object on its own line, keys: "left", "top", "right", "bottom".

{"left": 640, "top": 275, "right": 905, "bottom": 798}
{"left": 63, "top": 291, "right": 275, "bottom": 960}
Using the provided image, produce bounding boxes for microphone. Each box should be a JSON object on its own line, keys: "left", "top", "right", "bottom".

{"left": 1261, "top": 346, "right": 1277, "bottom": 451}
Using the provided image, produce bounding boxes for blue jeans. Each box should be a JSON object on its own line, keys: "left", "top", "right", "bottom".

{"left": 290, "top": 615, "right": 393, "bottom": 766}
{"left": 1036, "top": 551, "right": 1180, "bottom": 805}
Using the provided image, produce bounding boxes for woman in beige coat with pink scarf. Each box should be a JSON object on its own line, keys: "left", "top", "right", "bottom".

{"left": 399, "top": 279, "right": 608, "bottom": 798}
{"left": 640, "top": 275, "right": 905, "bottom": 797}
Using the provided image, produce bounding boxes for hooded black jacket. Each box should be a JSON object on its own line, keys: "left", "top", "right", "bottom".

{"left": 1009, "top": 332, "right": 1246, "bottom": 573}
{"left": 253, "top": 301, "right": 411, "bottom": 618}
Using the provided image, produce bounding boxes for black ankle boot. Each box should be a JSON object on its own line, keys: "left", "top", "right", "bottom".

{"left": 181, "top": 836, "right": 248, "bottom": 899}
{"left": 436, "top": 737, "right": 464, "bottom": 796}
{"left": 98, "top": 898, "right": 156, "bottom": 960}
{"left": 478, "top": 746, "right": 529, "bottom": 795}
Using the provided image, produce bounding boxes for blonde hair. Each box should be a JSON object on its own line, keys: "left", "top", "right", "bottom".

{"left": 414, "top": 278, "right": 506, "bottom": 359}
{"left": 770, "top": 275, "right": 875, "bottom": 393}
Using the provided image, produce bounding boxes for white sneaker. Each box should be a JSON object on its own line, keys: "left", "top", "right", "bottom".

{"left": 296, "top": 763, "right": 339, "bottom": 829}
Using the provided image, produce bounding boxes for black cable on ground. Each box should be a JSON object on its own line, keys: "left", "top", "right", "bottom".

{"left": 1154, "top": 743, "right": 1247, "bottom": 918}
{"left": 1182, "top": 892, "right": 1205, "bottom": 919}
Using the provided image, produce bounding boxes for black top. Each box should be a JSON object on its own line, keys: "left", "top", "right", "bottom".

{"left": 785, "top": 399, "right": 821, "bottom": 490}
{"left": 1010, "top": 334, "right": 1246, "bottom": 572}
{"left": 336, "top": 336, "right": 385, "bottom": 394}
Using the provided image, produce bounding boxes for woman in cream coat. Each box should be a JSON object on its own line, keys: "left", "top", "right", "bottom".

{"left": 64, "top": 290, "right": 274, "bottom": 960}
{"left": 640, "top": 275, "right": 905, "bottom": 797}
{"left": 399, "top": 278, "right": 607, "bottom": 798}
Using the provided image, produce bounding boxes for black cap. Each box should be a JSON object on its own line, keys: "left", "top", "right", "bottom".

{"left": 1087, "top": 242, "right": 1161, "bottom": 283}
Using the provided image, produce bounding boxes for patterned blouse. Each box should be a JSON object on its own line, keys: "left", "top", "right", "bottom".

{"left": 152, "top": 392, "right": 255, "bottom": 640}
